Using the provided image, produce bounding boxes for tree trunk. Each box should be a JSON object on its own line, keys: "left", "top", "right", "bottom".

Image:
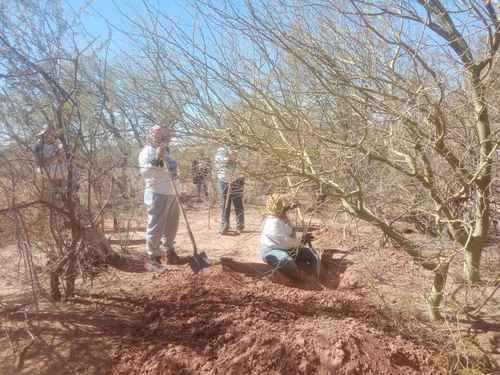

{"left": 426, "top": 262, "right": 450, "bottom": 321}
{"left": 64, "top": 254, "right": 77, "bottom": 300}
{"left": 464, "top": 246, "right": 482, "bottom": 284}
{"left": 50, "top": 270, "right": 61, "bottom": 302}
{"left": 467, "top": 71, "right": 493, "bottom": 283}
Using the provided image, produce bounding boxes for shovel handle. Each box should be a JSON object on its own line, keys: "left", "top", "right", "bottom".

{"left": 171, "top": 176, "right": 198, "bottom": 255}
{"left": 224, "top": 179, "right": 232, "bottom": 215}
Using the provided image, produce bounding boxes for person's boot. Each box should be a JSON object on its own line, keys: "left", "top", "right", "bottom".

{"left": 236, "top": 224, "right": 245, "bottom": 234}
{"left": 166, "top": 249, "right": 188, "bottom": 265}
{"left": 219, "top": 224, "right": 229, "bottom": 235}
{"left": 145, "top": 256, "right": 167, "bottom": 272}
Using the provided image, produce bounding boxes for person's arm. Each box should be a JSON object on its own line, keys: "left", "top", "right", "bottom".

{"left": 263, "top": 219, "right": 301, "bottom": 249}
{"left": 36, "top": 143, "right": 62, "bottom": 166}
{"left": 214, "top": 148, "right": 230, "bottom": 181}
{"left": 54, "top": 142, "right": 65, "bottom": 163}
{"left": 214, "top": 148, "right": 229, "bottom": 165}
{"left": 152, "top": 146, "right": 166, "bottom": 167}
{"left": 139, "top": 147, "right": 164, "bottom": 179}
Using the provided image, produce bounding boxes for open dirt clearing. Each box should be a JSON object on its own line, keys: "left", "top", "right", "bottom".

{"left": 1, "top": 201, "right": 498, "bottom": 374}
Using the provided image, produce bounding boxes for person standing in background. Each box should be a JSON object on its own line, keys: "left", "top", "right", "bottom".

{"left": 192, "top": 151, "right": 211, "bottom": 201}
{"left": 214, "top": 144, "right": 245, "bottom": 234}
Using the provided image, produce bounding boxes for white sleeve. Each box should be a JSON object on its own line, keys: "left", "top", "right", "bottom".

{"left": 214, "top": 148, "right": 229, "bottom": 166}
{"left": 264, "top": 220, "right": 301, "bottom": 249}
{"left": 138, "top": 147, "right": 161, "bottom": 179}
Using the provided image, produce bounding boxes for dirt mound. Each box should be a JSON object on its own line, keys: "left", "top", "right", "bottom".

{"left": 105, "top": 266, "right": 442, "bottom": 374}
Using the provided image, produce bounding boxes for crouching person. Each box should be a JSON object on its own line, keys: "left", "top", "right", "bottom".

{"left": 139, "top": 126, "right": 183, "bottom": 272}
{"left": 260, "top": 194, "right": 318, "bottom": 281}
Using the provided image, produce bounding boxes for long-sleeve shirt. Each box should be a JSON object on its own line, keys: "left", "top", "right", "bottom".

{"left": 260, "top": 216, "right": 301, "bottom": 250}
{"left": 192, "top": 157, "right": 211, "bottom": 180}
{"left": 138, "top": 145, "right": 174, "bottom": 197}
{"left": 214, "top": 146, "right": 238, "bottom": 182}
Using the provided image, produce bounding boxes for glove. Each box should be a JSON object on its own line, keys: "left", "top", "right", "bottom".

{"left": 151, "top": 158, "right": 164, "bottom": 167}
{"left": 284, "top": 202, "right": 300, "bottom": 211}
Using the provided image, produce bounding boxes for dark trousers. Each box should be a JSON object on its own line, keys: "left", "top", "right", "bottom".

{"left": 195, "top": 178, "right": 209, "bottom": 198}
{"left": 218, "top": 178, "right": 244, "bottom": 230}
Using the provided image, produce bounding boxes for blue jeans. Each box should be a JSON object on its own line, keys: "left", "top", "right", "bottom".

{"left": 218, "top": 178, "right": 244, "bottom": 231}
{"left": 261, "top": 246, "right": 317, "bottom": 279}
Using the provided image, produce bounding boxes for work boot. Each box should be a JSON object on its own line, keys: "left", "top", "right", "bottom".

{"left": 236, "top": 224, "right": 245, "bottom": 234}
{"left": 219, "top": 225, "right": 229, "bottom": 235}
{"left": 166, "top": 249, "right": 185, "bottom": 265}
{"left": 145, "top": 256, "right": 167, "bottom": 273}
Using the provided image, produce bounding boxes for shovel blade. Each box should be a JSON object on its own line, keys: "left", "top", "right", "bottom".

{"left": 189, "top": 252, "right": 210, "bottom": 273}
{"left": 309, "top": 247, "right": 321, "bottom": 279}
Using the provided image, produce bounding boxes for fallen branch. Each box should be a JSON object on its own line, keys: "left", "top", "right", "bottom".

{"left": 0, "top": 302, "right": 32, "bottom": 316}
{"left": 0, "top": 200, "right": 69, "bottom": 216}
{"left": 0, "top": 201, "right": 40, "bottom": 215}
{"left": 15, "top": 339, "right": 36, "bottom": 372}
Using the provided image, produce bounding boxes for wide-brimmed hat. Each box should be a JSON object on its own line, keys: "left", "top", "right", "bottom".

{"left": 265, "top": 193, "right": 299, "bottom": 216}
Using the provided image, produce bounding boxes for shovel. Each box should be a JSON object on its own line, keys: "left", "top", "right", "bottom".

{"left": 304, "top": 238, "right": 321, "bottom": 279}
{"left": 171, "top": 176, "right": 210, "bottom": 273}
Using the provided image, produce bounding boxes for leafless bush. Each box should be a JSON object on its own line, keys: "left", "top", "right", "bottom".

{"left": 127, "top": 0, "right": 500, "bottom": 320}
{"left": 0, "top": 0, "right": 183, "bottom": 302}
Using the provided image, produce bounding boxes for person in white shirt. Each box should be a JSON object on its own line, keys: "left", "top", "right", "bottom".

{"left": 214, "top": 144, "right": 245, "bottom": 234}
{"left": 260, "top": 193, "right": 317, "bottom": 279}
{"left": 138, "top": 126, "right": 183, "bottom": 271}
